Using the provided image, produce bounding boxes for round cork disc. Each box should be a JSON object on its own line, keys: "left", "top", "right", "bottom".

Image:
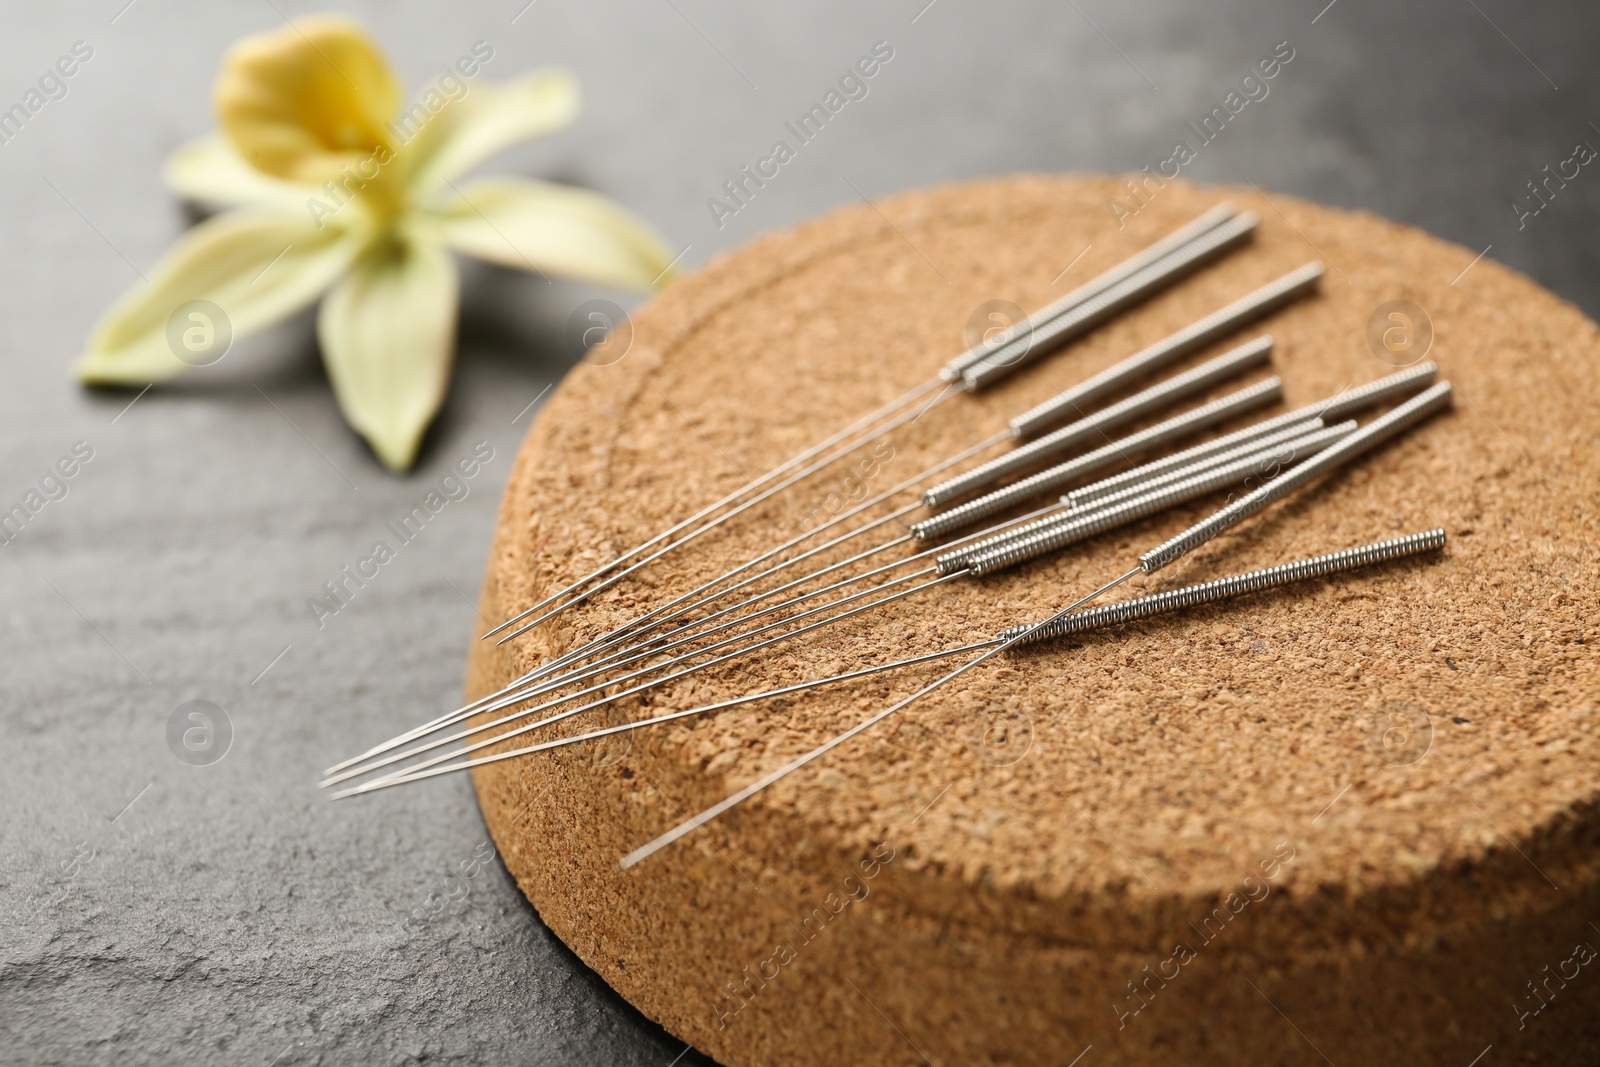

{"left": 467, "top": 176, "right": 1600, "bottom": 1066}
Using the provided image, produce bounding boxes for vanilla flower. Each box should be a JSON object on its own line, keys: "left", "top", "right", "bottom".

{"left": 75, "top": 15, "right": 675, "bottom": 470}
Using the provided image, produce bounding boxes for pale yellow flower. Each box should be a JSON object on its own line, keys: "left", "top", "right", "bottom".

{"left": 75, "top": 15, "right": 675, "bottom": 470}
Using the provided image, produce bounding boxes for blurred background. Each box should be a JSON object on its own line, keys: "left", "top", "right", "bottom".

{"left": 2, "top": 1, "right": 1597, "bottom": 1064}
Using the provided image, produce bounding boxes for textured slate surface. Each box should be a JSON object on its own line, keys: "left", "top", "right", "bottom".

{"left": 1, "top": 1, "right": 1596, "bottom": 1064}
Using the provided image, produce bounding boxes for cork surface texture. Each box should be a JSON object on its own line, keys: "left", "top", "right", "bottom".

{"left": 466, "top": 175, "right": 1600, "bottom": 1065}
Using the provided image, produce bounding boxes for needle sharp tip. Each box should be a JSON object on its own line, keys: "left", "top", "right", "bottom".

{"left": 328, "top": 777, "right": 393, "bottom": 799}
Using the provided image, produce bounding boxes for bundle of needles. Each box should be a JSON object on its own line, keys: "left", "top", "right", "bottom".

{"left": 324, "top": 202, "right": 1457, "bottom": 873}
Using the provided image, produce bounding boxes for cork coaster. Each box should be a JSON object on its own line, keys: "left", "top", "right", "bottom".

{"left": 467, "top": 176, "right": 1600, "bottom": 1066}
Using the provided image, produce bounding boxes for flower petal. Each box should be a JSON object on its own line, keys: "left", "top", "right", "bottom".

{"left": 317, "top": 224, "right": 459, "bottom": 471}
{"left": 432, "top": 177, "right": 676, "bottom": 290}
{"left": 75, "top": 211, "right": 361, "bottom": 385}
{"left": 216, "top": 14, "right": 400, "bottom": 185}
{"left": 164, "top": 136, "right": 320, "bottom": 212}
{"left": 401, "top": 69, "right": 578, "bottom": 196}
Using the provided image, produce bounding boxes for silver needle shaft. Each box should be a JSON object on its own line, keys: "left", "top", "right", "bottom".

{"left": 616, "top": 391, "right": 1457, "bottom": 865}
{"left": 615, "top": 568, "right": 1131, "bottom": 868}
{"left": 331, "top": 427, "right": 1334, "bottom": 788}
{"left": 480, "top": 377, "right": 944, "bottom": 641}
{"left": 619, "top": 527, "right": 1448, "bottom": 867}
{"left": 485, "top": 205, "right": 1249, "bottom": 643}
{"left": 331, "top": 641, "right": 1000, "bottom": 797}
{"left": 327, "top": 501, "right": 1068, "bottom": 786}
{"left": 329, "top": 206, "right": 1252, "bottom": 779}
{"left": 494, "top": 382, "right": 963, "bottom": 644}
{"left": 329, "top": 504, "right": 1072, "bottom": 788}
{"left": 329, "top": 571, "right": 969, "bottom": 792}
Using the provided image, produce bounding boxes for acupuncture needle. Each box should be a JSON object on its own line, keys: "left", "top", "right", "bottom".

{"left": 326, "top": 217, "right": 1265, "bottom": 778}
{"left": 618, "top": 528, "right": 1452, "bottom": 867}
{"left": 489, "top": 211, "right": 1266, "bottom": 652}
{"left": 913, "top": 359, "right": 1438, "bottom": 541}
{"left": 519, "top": 259, "right": 1321, "bottom": 674}
{"left": 431, "top": 331, "right": 1280, "bottom": 762}
{"left": 327, "top": 384, "right": 1282, "bottom": 787}
{"left": 333, "top": 360, "right": 1434, "bottom": 783}
{"left": 493, "top": 255, "right": 1322, "bottom": 687}
{"left": 333, "top": 268, "right": 1333, "bottom": 793}
{"left": 617, "top": 384, "right": 1453, "bottom": 865}
{"left": 327, "top": 567, "right": 976, "bottom": 795}
{"left": 513, "top": 363, "right": 1321, "bottom": 693}
{"left": 479, "top": 205, "right": 1254, "bottom": 642}
{"left": 332, "top": 467, "right": 1206, "bottom": 793}
{"left": 491, "top": 382, "right": 1288, "bottom": 709}
{"left": 325, "top": 425, "right": 1350, "bottom": 790}
{"left": 324, "top": 432, "right": 1330, "bottom": 793}
{"left": 321, "top": 498, "right": 1084, "bottom": 789}
{"left": 917, "top": 264, "right": 1322, "bottom": 511}
{"left": 513, "top": 338, "right": 1278, "bottom": 685}
{"left": 1065, "top": 362, "right": 1439, "bottom": 509}
{"left": 414, "top": 361, "right": 1282, "bottom": 746}
{"left": 351, "top": 367, "right": 1328, "bottom": 782}
{"left": 344, "top": 528, "right": 1445, "bottom": 799}
{"left": 680, "top": 411, "right": 1326, "bottom": 630}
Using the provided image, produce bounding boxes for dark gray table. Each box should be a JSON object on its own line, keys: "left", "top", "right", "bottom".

{"left": 3, "top": 2, "right": 1596, "bottom": 1064}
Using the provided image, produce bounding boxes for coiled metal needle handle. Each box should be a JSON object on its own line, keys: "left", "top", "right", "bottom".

{"left": 617, "top": 527, "right": 1445, "bottom": 868}
{"left": 917, "top": 382, "right": 1295, "bottom": 547}
{"left": 999, "top": 528, "right": 1447, "bottom": 645}
{"left": 1140, "top": 381, "right": 1453, "bottom": 574}
{"left": 960, "top": 422, "right": 1355, "bottom": 577}
{"left": 1068, "top": 361, "right": 1436, "bottom": 510}
{"left": 925, "top": 337, "right": 1273, "bottom": 508}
